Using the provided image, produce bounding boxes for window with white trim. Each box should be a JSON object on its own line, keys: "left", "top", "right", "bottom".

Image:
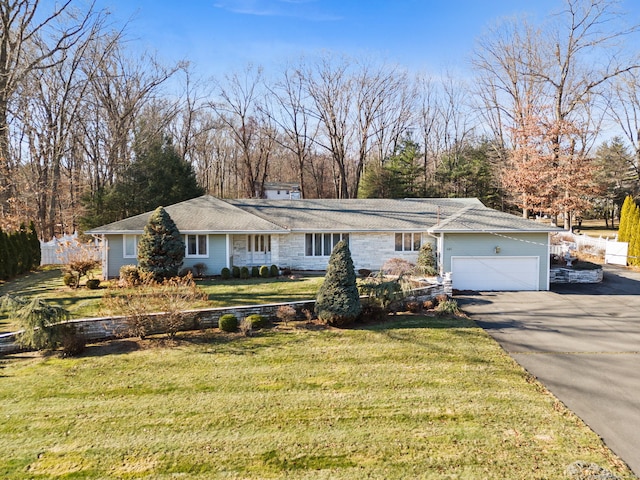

{"left": 395, "top": 233, "right": 421, "bottom": 252}
{"left": 248, "top": 235, "right": 271, "bottom": 253}
{"left": 123, "top": 234, "right": 138, "bottom": 258}
{"left": 305, "top": 233, "right": 349, "bottom": 256}
{"left": 186, "top": 234, "right": 208, "bottom": 257}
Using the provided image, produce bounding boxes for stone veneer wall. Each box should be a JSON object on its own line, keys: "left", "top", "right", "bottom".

{"left": 549, "top": 266, "right": 604, "bottom": 284}
{"left": 0, "top": 284, "right": 445, "bottom": 356}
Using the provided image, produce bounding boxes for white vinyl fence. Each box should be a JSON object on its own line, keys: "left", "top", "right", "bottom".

{"left": 40, "top": 232, "right": 102, "bottom": 266}
{"left": 550, "top": 232, "right": 627, "bottom": 265}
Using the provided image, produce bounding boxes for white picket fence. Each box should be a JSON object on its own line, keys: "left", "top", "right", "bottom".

{"left": 40, "top": 232, "right": 102, "bottom": 266}
{"left": 550, "top": 232, "right": 627, "bottom": 265}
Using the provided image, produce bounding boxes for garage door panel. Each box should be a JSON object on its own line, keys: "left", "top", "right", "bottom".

{"left": 452, "top": 256, "right": 539, "bottom": 291}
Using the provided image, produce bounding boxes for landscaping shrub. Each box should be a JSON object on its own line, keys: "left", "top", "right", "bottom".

{"left": 221, "top": 267, "right": 231, "bottom": 280}
{"left": 60, "top": 325, "right": 86, "bottom": 357}
{"left": 381, "top": 258, "right": 415, "bottom": 276}
{"left": 218, "top": 314, "right": 238, "bottom": 332}
{"left": 423, "top": 299, "right": 435, "bottom": 310}
{"left": 232, "top": 266, "right": 241, "bottom": 278}
{"left": 359, "top": 276, "right": 403, "bottom": 310}
{"left": 240, "top": 266, "right": 250, "bottom": 279}
{"left": 193, "top": 262, "right": 208, "bottom": 277}
{"left": 435, "top": 298, "right": 461, "bottom": 316}
{"left": 63, "top": 272, "right": 77, "bottom": 287}
{"left": 315, "top": 240, "right": 361, "bottom": 327}
{"left": 276, "top": 305, "right": 296, "bottom": 325}
{"left": 137, "top": 206, "right": 185, "bottom": 281}
{"left": 358, "top": 268, "right": 372, "bottom": 278}
{"left": 259, "top": 265, "right": 270, "bottom": 278}
{"left": 86, "top": 278, "right": 101, "bottom": 290}
{"left": 104, "top": 274, "right": 207, "bottom": 339}
{"left": 1, "top": 295, "right": 70, "bottom": 350}
{"left": 435, "top": 293, "right": 449, "bottom": 305}
{"left": 246, "top": 314, "right": 267, "bottom": 329}
{"left": 416, "top": 242, "right": 437, "bottom": 276}
{"left": 281, "top": 267, "right": 292, "bottom": 276}
{"left": 357, "top": 300, "right": 387, "bottom": 323}
{"left": 270, "top": 265, "right": 279, "bottom": 277}
{"left": 239, "top": 317, "right": 253, "bottom": 336}
{"left": 119, "top": 265, "right": 142, "bottom": 286}
{"left": 178, "top": 267, "right": 193, "bottom": 277}
{"left": 406, "top": 300, "right": 422, "bottom": 313}
{"left": 251, "top": 266, "right": 260, "bottom": 278}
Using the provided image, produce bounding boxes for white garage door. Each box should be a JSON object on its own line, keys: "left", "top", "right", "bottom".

{"left": 451, "top": 256, "right": 540, "bottom": 291}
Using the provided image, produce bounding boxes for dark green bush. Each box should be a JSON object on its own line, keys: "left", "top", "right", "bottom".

{"left": 251, "top": 266, "right": 260, "bottom": 277}
{"left": 270, "top": 265, "right": 279, "bottom": 277}
{"left": 259, "top": 265, "right": 270, "bottom": 278}
{"left": 240, "top": 266, "right": 250, "bottom": 279}
{"left": 315, "top": 240, "right": 361, "bottom": 327}
{"left": 246, "top": 314, "right": 267, "bottom": 329}
{"left": 221, "top": 267, "right": 231, "bottom": 280}
{"left": 232, "top": 266, "right": 241, "bottom": 278}
{"left": 218, "top": 314, "right": 238, "bottom": 332}
{"left": 85, "top": 278, "right": 101, "bottom": 289}
{"left": 137, "top": 206, "right": 185, "bottom": 281}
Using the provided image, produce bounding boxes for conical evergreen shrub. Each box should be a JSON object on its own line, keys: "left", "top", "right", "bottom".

{"left": 618, "top": 195, "right": 634, "bottom": 242}
{"left": 137, "top": 207, "right": 185, "bottom": 281}
{"left": 315, "top": 240, "right": 362, "bottom": 327}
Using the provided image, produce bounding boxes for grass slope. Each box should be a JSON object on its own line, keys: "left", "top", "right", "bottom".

{"left": 0, "top": 316, "right": 632, "bottom": 479}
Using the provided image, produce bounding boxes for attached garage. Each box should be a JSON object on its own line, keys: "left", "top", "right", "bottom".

{"left": 451, "top": 256, "right": 540, "bottom": 291}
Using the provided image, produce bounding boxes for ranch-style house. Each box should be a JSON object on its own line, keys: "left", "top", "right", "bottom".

{"left": 87, "top": 195, "right": 560, "bottom": 291}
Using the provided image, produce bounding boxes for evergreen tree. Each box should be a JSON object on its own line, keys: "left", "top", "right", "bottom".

{"left": 81, "top": 133, "right": 204, "bottom": 229}
{"left": 0, "top": 228, "right": 6, "bottom": 279}
{"left": 28, "top": 221, "right": 41, "bottom": 269}
{"left": 137, "top": 207, "right": 185, "bottom": 281}
{"left": 17, "top": 223, "right": 29, "bottom": 274}
{"left": 618, "top": 195, "right": 634, "bottom": 242}
{"left": 416, "top": 242, "right": 437, "bottom": 275}
{"left": 315, "top": 240, "right": 361, "bottom": 327}
{"left": 628, "top": 204, "right": 640, "bottom": 266}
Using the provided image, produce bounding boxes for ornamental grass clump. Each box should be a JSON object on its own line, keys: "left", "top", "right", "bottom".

{"left": 315, "top": 240, "right": 361, "bottom": 327}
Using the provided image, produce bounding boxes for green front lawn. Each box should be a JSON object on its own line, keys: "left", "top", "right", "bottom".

{"left": 0, "top": 316, "right": 632, "bottom": 479}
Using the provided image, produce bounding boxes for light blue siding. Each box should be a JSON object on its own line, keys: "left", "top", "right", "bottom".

{"left": 105, "top": 234, "right": 229, "bottom": 278}
{"left": 441, "top": 233, "right": 550, "bottom": 290}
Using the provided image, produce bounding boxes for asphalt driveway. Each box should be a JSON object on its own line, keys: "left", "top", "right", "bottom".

{"left": 457, "top": 264, "right": 640, "bottom": 475}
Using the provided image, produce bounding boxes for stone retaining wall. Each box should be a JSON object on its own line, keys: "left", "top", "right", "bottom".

{"left": 0, "top": 284, "right": 444, "bottom": 356}
{"left": 549, "top": 267, "right": 604, "bottom": 284}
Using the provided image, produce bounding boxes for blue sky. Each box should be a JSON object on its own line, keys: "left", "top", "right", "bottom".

{"left": 96, "top": 0, "right": 640, "bottom": 79}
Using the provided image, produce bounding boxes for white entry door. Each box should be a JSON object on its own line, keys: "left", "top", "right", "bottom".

{"left": 451, "top": 256, "right": 540, "bottom": 291}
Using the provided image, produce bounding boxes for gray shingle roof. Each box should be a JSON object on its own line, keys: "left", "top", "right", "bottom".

{"left": 86, "top": 196, "right": 287, "bottom": 234}
{"left": 87, "top": 195, "right": 560, "bottom": 235}
{"left": 227, "top": 198, "right": 481, "bottom": 231}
